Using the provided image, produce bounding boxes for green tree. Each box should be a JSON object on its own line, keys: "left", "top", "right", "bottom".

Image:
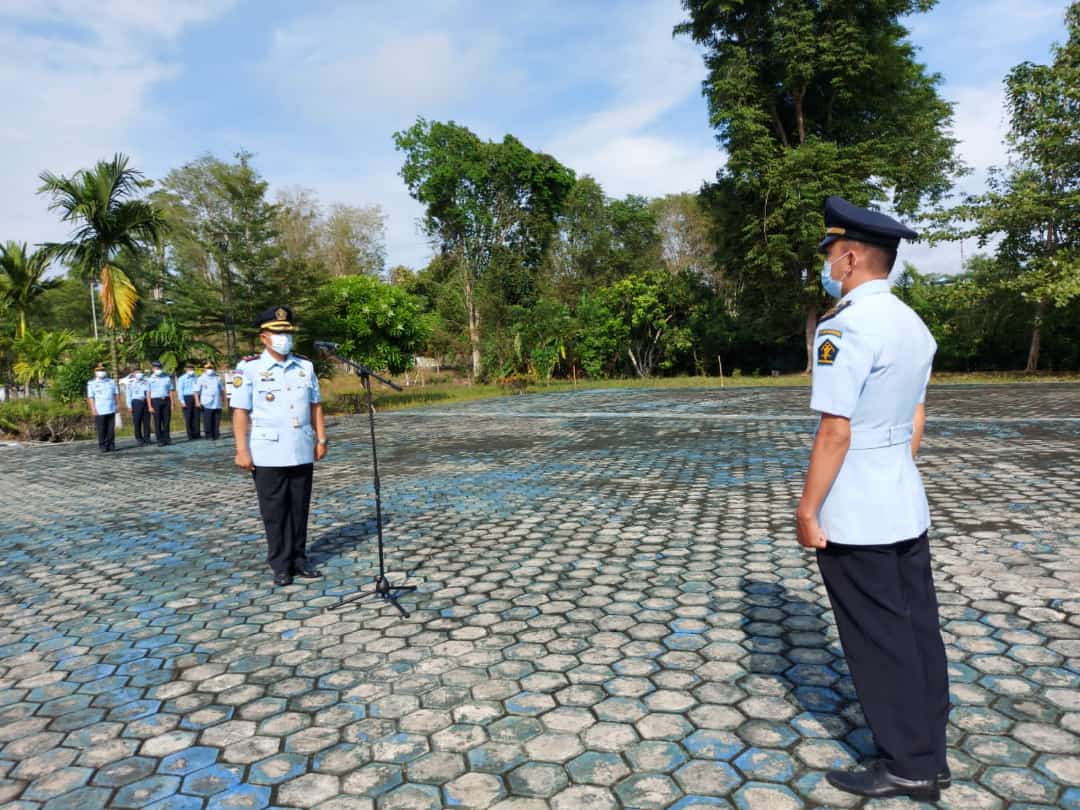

{"left": 158, "top": 151, "right": 286, "bottom": 362}
{"left": 37, "top": 154, "right": 166, "bottom": 378}
{"left": 0, "top": 242, "right": 60, "bottom": 338}
{"left": 942, "top": 3, "right": 1079, "bottom": 370}
{"left": 309, "top": 274, "right": 432, "bottom": 375}
{"left": 13, "top": 330, "right": 76, "bottom": 395}
{"left": 395, "top": 118, "right": 576, "bottom": 379}
{"left": 52, "top": 340, "right": 108, "bottom": 403}
{"left": 677, "top": 0, "right": 963, "bottom": 371}
{"left": 133, "top": 319, "right": 219, "bottom": 374}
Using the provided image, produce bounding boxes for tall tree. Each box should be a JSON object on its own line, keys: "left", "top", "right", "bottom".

{"left": 0, "top": 242, "right": 60, "bottom": 338}
{"left": 38, "top": 154, "right": 166, "bottom": 378}
{"left": 158, "top": 152, "right": 284, "bottom": 362}
{"left": 943, "top": 3, "right": 1080, "bottom": 370}
{"left": 322, "top": 203, "right": 387, "bottom": 277}
{"left": 651, "top": 193, "right": 716, "bottom": 284}
{"left": 395, "top": 119, "right": 576, "bottom": 379}
{"left": 677, "top": 0, "right": 963, "bottom": 371}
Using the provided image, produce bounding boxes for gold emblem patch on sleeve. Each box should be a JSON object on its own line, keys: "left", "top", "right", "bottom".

{"left": 817, "top": 339, "right": 839, "bottom": 366}
{"left": 233, "top": 376, "right": 243, "bottom": 387}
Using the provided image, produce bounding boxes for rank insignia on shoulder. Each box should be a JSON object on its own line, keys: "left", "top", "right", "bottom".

{"left": 817, "top": 328, "right": 842, "bottom": 339}
{"left": 818, "top": 300, "right": 852, "bottom": 325}
{"left": 233, "top": 376, "right": 244, "bottom": 387}
{"left": 817, "top": 339, "right": 839, "bottom": 366}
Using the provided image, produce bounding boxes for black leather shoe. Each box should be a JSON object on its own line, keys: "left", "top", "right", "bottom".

{"left": 939, "top": 766, "right": 951, "bottom": 789}
{"left": 273, "top": 571, "right": 293, "bottom": 587}
{"left": 293, "top": 565, "right": 322, "bottom": 579}
{"left": 826, "top": 762, "right": 940, "bottom": 802}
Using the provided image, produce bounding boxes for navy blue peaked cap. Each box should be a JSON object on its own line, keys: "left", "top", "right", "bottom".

{"left": 818, "top": 196, "right": 918, "bottom": 252}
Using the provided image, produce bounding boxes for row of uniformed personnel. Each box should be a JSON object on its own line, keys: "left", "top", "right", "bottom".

{"left": 86, "top": 360, "right": 227, "bottom": 452}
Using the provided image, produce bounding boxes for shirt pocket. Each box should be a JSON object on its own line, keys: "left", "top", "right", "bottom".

{"left": 252, "top": 428, "right": 279, "bottom": 442}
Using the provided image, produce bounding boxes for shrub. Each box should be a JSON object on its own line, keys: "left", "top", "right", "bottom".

{"left": 0, "top": 400, "right": 94, "bottom": 442}
{"left": 52, "top": 341, "right": 108, "bottom": 403}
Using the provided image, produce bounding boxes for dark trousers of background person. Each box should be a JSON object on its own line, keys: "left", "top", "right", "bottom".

{"left": 816, "top": 532, "right": 950, "bottom": 781}
{"left": 252, "top": 464, "right": 313, "bottom": 576}
{"left": 94, "top": 413, "right": 115, "bottom": 451}
{"left": 151, "top": 397, "right": 172, "bottom": 445}
{"left": 183, "top": 395, "right": 200, "bottom": 439}
{"left": 202, "top": 407, "right": 221, "bottom": 440}
{"left": 131, "top": 400, "right": 151, "bottom": 445}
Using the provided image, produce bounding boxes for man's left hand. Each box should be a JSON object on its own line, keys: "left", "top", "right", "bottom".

{"left": 796, "top": 511, "right": 828, "bottom": 549}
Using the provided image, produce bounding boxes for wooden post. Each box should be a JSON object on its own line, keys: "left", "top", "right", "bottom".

{"left": 718, "top": 356, "right": 724, "bottom": 388}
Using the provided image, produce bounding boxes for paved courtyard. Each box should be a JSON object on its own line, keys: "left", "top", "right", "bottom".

{"left": 1, "top": 384, "right": 1078, "bottom": 810}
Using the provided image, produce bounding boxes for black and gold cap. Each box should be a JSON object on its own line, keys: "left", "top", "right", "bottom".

{"left": 255, "top": 306, "right": 297, "bottom": 333}
{"left": 818, "top": 196, "right": 918, "bottom": 253}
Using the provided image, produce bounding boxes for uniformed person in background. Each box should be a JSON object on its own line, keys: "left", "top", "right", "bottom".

{"left": 796, "top": 197, "right": 947, "bottom": 802}
{"left": 178, "top": 361, "right": 201, "bottom": 440}
{"left": 87, "top": 364, "right": 118, "bottom": 452}
{"left": 231, "top": 306, "right": 328, "bottom": 586}
{"left": 147, "top": 360, "right": 176, "bottom": 446}
{"left": 196, "top": 361, "right": 224, "bottom": 440}
{"left": 127, "top": 368, "right": 151, "bottom": 446}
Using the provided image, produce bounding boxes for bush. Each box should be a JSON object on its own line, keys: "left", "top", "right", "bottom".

{"left": 52, "top": 341, "right": 108, "bottom": 403}
{"left": 0, "top": 400, "right": 94, "bottom": 442}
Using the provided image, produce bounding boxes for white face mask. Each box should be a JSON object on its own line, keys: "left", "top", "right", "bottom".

{"left": 205, "top": 369, "right": 215, "bottom": 375}
{"left": 269, "top": 334, "right": 293, "bottom": 355}
{"left": 185, "top": 370, "right": 194, "bottom": 376}
{"left": 153, "top": 369, "right": 162, "bottom": 376}
{"left": 135, "top": 372, "right": 144, "bottom": 380}
{"left": 95, "top": 371, "right": 106, "bottom": 379}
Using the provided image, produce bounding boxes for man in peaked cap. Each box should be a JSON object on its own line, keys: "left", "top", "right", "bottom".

{"left": 795, "top": 197, "right": 949, "bottom": 801}
{"left": 195, "top": 361, "right": 224, "bottom": 440}
{"left": 147, "top": 360, "right": 176, "bottom": 446}
{"left": 231, "top": 306, "right": 328, "bottom": 587}
{"left": 87, "top": 363, "right": 118, "bottom": 452}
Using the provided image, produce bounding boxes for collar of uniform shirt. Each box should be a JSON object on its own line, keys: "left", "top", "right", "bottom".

{"left": 260, "top": 349, "right": 299, "bottom": 367}
{"left": 841, "top": 277, "right": 890, "bottom": 304}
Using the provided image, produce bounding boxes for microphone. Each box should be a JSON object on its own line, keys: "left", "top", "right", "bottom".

{"left": 313, "top": 341, "right": 341, "bottom": 352}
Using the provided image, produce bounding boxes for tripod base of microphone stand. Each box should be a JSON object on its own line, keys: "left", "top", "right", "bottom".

{"left": 326, "top": 575, "right": 417, "bottom": 616}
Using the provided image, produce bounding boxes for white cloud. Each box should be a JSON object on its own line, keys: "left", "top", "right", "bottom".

{"left": 0, "top": 1, "right": 235, "bottom": 252}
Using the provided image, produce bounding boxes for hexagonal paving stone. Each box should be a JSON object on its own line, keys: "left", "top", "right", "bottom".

{"left": 276, "top": 772, "right": 340, "bottom": 807}
{"left": 733, "top": 781, "right": 804, "bottom": 810}
{"left": 566, "top": 751, "right": 630, "bottom": 786}
{"left": 444, "top": 771, "right": 508, "bottom": 807}
{"left": 507, "top": 761, "right": 570, "bottom": 797}
{"left": 979, "top": 766, "right": 1062, "bottom": 803}
{"left": 112, "top": 774, "right": 182, "bottom": 808}
{"left": 342, "top": 762, "right": 403, "bottom": 797}
{"left": 406, "top": 751, "right": 466, "bottom": 784}
{"left": 674, "top": 760, "right": 743, "bottom": 795}
{"left": 551, "top": 784, "right": 619, "bottom": 810}
{"left": 626, "top": 740, "right": 688, "bottom": 773}
{"left": 734, "top": 748, "right": 796, "bottom": 783}
{"left": 614, "top": 772, "right": 682, "bottom": 809}
{"left": 248, "top": 752, "right": 308, "bottom": 785}
{"left": 181, "top": 763, "right": 244, "bottom": 797}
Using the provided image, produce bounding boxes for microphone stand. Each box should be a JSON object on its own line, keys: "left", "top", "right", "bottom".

{"left": 317, "top": 346, "right": 416, "bottom": 616}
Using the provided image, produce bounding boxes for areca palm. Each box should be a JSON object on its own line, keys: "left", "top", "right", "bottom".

{"left": 0, "top": 242, "right": 60, "bottom": 338}
{"left": 13, "top": 330, "right": 76, "bottom": 396}
{"left": 38, "top": 154, "right": 166, "bottom": 377}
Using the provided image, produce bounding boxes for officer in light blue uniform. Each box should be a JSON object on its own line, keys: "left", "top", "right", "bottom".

{"left": 126, "top": 368, "right": 151, "bottom": 446}
{"left": 231, "top": 306, "right": 328, "bottom": 587}
{"left": 147, "top": 360, "right": 175, "bottom": 445}
{"left": 177, "top": 362, "right": 201, "bottom": 440}
{"left": 86, "top": 364, "right": 118, "bottom": 452}
{"left": 796, "top": 196, "right": 947, "bottom": 803}
{"left": 195, "top": 361, "right": 224, "bottom": 440}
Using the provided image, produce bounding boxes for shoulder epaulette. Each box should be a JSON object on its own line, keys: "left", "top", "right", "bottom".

{"left": 241, "top": 354, "right": 259, "bottom": 362}
{"left": 293, "top": 353, "right": 310, "bottom": 361}
{"left": 818, "top": 299, "right": 853, "bottom": 325}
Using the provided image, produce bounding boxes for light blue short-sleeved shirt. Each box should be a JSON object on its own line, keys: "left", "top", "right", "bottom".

{"left": 196, "top": 372, "right": 224, "bottom": 409}
{"left": 177, "top": 373, "right": 198, "bottom": 398}
{"left": 148, "top": 373, "right": 174, "bottom": 398}
{"left": 231, "top": 350, "right": 321, "bottom": 467}
{"left": 810, "top": 279, "right": 937, "bottom": 546}
{"left": 127, "top": 377, "right": 150, "bottom": 406}
{"left": 87, "top": 377, "right": 119, "bottom": 415}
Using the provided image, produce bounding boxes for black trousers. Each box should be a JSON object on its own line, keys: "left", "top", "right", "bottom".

{"left": 202, "top": 407, "right": 221, "bottom": 440}
{"left": 183, "top": 395, "right": 200, "bottom": 439}
{"left": 94, "top": 413, "right": 115, "bottom": 451}
{"left": 817, "top": 532, "right": 950, "bottom": 780}
{"left": 151, "top": 397, "right": 172, "bottom": 444}
{"left": 252, "top": 464, "right": 314, "bottom": 575}
{"left": 131, "top": 400, "right": 151, "bottom": 444}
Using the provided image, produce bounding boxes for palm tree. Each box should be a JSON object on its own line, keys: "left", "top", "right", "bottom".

{"left": 13, "top": 330, "right": 76, "bottom": 396}
{"left": 38, "top": 154, "right": 166, "bottom": 378}
{"left": 0, "top": 242, "right": 61, "bottom": 338}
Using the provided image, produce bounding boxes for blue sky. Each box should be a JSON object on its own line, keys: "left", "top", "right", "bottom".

{"left": 0, "top": 0, "right": 1071, "bottom": 276}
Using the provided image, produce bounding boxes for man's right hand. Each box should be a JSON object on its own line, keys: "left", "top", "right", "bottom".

{"left": 180, "top": 402, "right": 186, "bottom": 408}
{"left": 235, "top": 449, "right": 255, "bottom": 471}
